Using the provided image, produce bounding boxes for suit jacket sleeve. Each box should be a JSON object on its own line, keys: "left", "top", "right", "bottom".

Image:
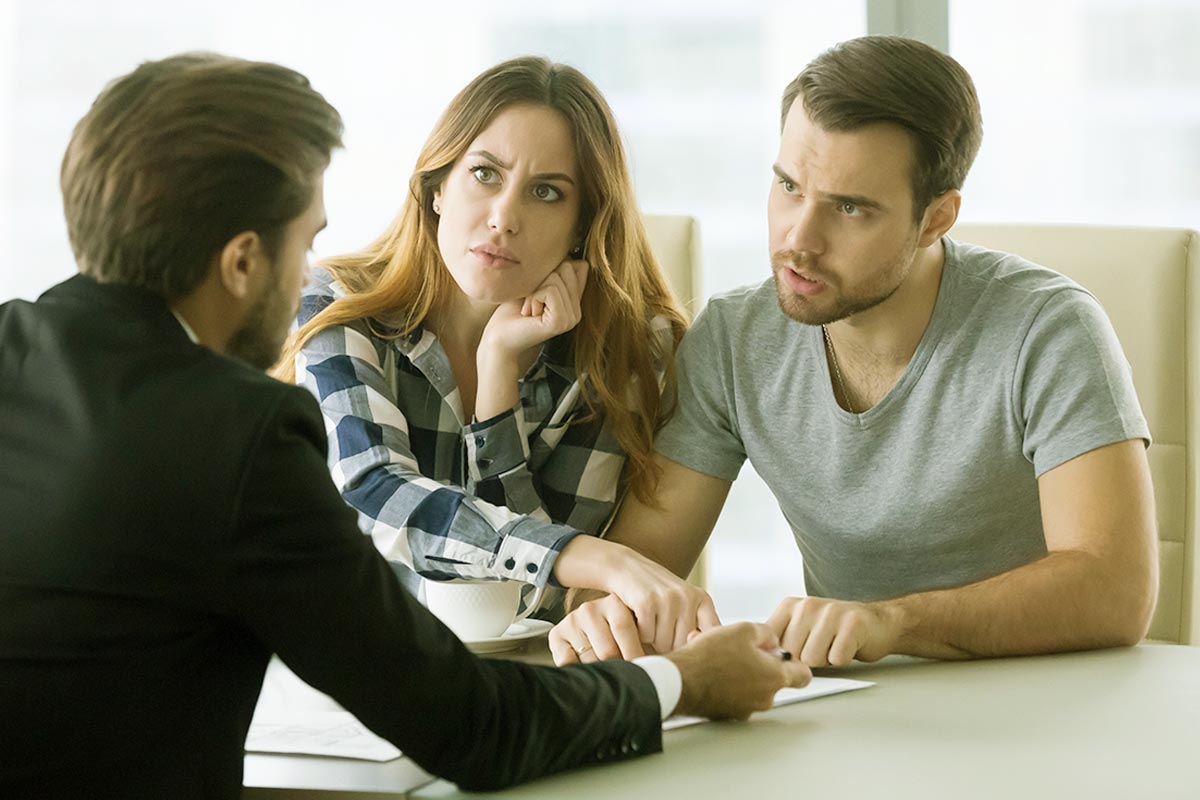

{"left": 210, "top": 385, "right": 663, "bottom": 790}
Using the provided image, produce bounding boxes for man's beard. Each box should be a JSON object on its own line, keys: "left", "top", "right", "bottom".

{"left": 226, "top": 283, "right": 293, "bottom": 371}
{"left": 771, "top": 236, "right": 918, "bottom": 326}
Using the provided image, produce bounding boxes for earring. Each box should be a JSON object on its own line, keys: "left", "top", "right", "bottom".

{"left": 569, "top": 242, "right": 584, "bottom": 258}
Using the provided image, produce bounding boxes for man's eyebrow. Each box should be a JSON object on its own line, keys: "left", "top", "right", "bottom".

{"left": 467, "top": 150, "right": 575, "bottom": 185}
{"left": 772, "top": 165, "right": 887, "bottom": 212}
{"left": 818, "top": 191, "right": 886, "bottom": 212}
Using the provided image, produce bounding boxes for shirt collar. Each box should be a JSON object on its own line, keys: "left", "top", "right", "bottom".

{"left": 170, "top": 309, "right": 200, "bottom": 344}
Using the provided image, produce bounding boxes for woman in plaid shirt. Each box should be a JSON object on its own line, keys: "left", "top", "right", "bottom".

{"left": 276, "top": 57, "right": 720, "bottom": 646}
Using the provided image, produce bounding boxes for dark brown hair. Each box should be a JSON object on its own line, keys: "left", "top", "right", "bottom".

{"left": 61, "top": 52, "right": 343, "bottom": 298}
{"left": 782, "top": 36, "right": 982, "bottom": 220}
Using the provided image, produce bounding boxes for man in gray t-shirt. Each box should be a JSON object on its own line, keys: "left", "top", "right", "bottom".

{"left": 549, "top": 36, "right": 1157, "bottom": 669}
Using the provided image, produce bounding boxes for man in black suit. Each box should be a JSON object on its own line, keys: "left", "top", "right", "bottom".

{"left": 0, "top": 54, "right": 809, "bottom": 799}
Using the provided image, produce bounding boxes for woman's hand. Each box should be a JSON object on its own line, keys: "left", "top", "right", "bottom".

{"left": 479, "top": 259, "right": 589, "bottom": 362}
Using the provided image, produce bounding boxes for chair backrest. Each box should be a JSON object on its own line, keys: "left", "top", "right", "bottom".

{"left": 643, "top": 215, "right": 707, "bottom": 588}
{"left": 952, "top": 223, "right": 1199, "bottom": 645}
{"left": 643, "top": 215, "right": 703, "bottom": 319}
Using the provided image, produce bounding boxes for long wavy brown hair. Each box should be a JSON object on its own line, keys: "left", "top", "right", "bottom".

{"left": 275, "top": 56, "right": 687, "bottom": 504}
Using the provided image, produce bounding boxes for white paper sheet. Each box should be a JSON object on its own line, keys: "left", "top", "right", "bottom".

{"left": 246, "top": 711, "right": 402, "bottom": 762}
{"left": 663, "top": 676, "right": 874, "bottom": 731}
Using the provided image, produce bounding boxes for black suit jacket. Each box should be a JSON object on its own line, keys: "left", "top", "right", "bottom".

{"left": 0, "top": 276, "right": 661, "bottom": 799}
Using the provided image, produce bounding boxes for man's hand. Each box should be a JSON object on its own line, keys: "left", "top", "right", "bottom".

{"left": 665, "top": 622, "right": 812, "bottom": 720}
{"left": 766, "top": 596, "right": 904, "bottom": 667}
{"left": 604, "top": 548, "right": 720, "bottom": 656}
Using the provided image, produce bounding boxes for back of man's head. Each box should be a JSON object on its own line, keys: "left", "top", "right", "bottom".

{"left": 782, "top": 36, "right": 983, "bottom": 221}
{"left": 61, "top": 53, "right": 343, "bottom": 299}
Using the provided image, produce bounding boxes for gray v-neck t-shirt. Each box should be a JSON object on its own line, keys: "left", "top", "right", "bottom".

{"left": 655, "top": 237, "right": 1150, "bottom": 601}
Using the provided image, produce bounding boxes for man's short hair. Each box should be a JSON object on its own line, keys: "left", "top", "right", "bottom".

{"left": 782, "top": 36, "right": 983, "bottom": 220}
{"left": 61, "top": 53, "right": 343, "bottom": 298}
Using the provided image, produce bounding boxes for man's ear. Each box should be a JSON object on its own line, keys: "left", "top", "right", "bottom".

{"left": 216, "top": 231, "right": 265, "bottom": 300}
{"left": 917, "top": 189, "right": 962, "bottom": 248}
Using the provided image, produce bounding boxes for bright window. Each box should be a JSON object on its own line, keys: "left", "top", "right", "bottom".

{"left": 950, "top": 0, "right": 1200, "bottom": 228}
{"left": 0, "top": 1, "right": 866, "bottom": 622}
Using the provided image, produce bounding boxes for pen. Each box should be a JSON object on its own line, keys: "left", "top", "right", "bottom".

{"left": 773, "top": 648, "right": 792, "bottom": 661}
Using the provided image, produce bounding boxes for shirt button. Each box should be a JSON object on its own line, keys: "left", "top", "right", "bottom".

{"left": 631, "top": 740, "right": 640, "bottom": 752}
{"left": 475, "top": 435, "right": 486, "bottom": 447}
{"left": 505, "top": 558, "right": 516, "bottom": 570}
{"left": 525, "top": 563, "right": 538, "bottom": 574}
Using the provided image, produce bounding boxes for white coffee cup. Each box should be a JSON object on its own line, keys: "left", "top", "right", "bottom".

{"left": 424, "top": 579, "right": 538, "bottom": 640}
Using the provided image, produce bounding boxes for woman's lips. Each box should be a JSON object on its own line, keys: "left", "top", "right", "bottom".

{"left": 470, "top": 244, "right": 520, "bottom": 269}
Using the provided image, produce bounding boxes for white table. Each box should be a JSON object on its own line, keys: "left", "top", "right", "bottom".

{"left": 246, "top": 644, "right": 1200, "bottom": 799}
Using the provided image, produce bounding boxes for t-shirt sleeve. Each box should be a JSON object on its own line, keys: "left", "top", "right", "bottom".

{"left": 1015, "top": 287, "right": 1151, "bottom": 477}
{"left": 653, "top": 299, "right": 747, "bottom": 481}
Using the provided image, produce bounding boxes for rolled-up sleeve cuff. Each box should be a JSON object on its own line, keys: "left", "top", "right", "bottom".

{"left": 491, "top": 517, "right": 583, "bottom": 588}
{"left": 465, "top": 405, "right": 528, "bottom": 481}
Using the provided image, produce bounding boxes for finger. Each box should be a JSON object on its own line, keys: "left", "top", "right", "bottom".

{"left": 522, "top": 297, "right": 533, "bottom": 316}
{"left": 537, "top": 270, "right": 568, "bottom": 296}
{"left": 549, "top": 628, "right": 580, "bottom": 666}
{"left": 654, "top": 603, "right": 681, "bottom": 656}
{"left": 827, "top": 615, "right": 863, "bottom": 667}
{"left": 778, "top": 614, "right": 813, "bottom": 662}
{"left": 632, "top": 604, "right": 657, "bottom": 648}
{"left": 536, "top": 286, "right": 566, "bottom": 322}
{"left": 745, "top": 621, "right": 782, "bottom": 652}
{"left": 561, "top": 260, "right": 588, "bottom": 304}
{"left": 784, "top": 660, "right": 814, "bottom": 689}
{"left": 671, "top": 605, "right": 695, "bottom": 654}
{"left": 800, "top": 611, "right": 838, "bottom": 668}
{"left": 765, "top": 597, "right": 800, "bottom": 636}
{"left": 579, "top": 617, "right": 623, "bottom": 662}
{"left": 606, "top": 605, "right": 646, "bottom": 660}
{"left": 696, "top": 596, "right": 722, "bottom": 631}
{"left": 555, "top": 260, "right": 582, "bottom": 298}
{"left": 576, "top": 640, "right": 599, "bottom": 664}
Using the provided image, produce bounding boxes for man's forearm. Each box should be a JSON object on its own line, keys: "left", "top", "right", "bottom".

{"left": 878, "top": 549, "right": 1157, "bottom": 660}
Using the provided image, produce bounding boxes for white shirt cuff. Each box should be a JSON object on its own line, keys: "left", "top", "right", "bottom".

{"left": 631, "top": 655, "right": 682, "bottom": 720}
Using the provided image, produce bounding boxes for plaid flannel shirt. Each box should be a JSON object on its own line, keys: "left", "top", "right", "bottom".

{"left": 295, "top": 268, "right": 673, "bottom": 606}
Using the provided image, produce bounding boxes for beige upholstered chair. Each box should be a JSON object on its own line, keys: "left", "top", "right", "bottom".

{"left": 642, "top": 215, "right": 706, "bottom": 588}
{"left": 644, "top": 215, "right": 704, "bottom": 320}
{"left": 953, "top": 223, "right": 1199, "bottom": 645}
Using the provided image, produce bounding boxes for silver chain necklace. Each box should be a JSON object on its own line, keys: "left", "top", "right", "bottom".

{"left": 822, "top": 324, "right": 857, "bottom": 414}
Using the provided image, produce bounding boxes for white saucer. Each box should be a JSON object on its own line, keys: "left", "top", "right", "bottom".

{"left": 465, "top": 619, "right": 553, "bottom": 654}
